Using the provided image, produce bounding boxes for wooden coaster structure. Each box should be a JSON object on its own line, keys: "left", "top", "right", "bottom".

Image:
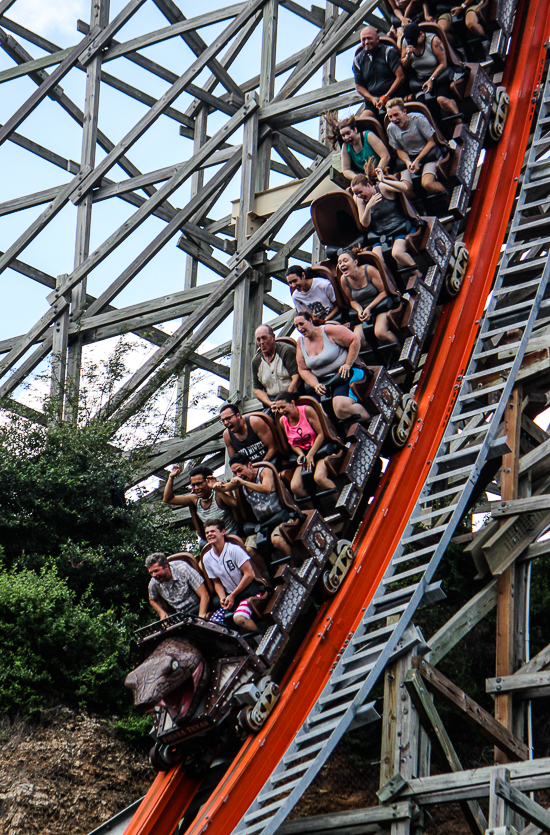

{"left": 1, "top": 2, "right": 550, "bottom": 835}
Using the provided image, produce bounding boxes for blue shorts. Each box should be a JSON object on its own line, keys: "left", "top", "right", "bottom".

{"left": 331, "top": 367, "right": 365, "bottom": 402}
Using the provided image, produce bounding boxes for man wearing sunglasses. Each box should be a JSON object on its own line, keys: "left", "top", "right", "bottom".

{"left": 163, "top": 463, "right": 239, "bottom": 542}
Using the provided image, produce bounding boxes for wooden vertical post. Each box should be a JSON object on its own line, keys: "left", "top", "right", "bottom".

{"left": 312, "top": 0, "right": 336, "bottom": 265}
{"left": 229, "top": 91, "right": 259, "bottom": 401}
{"left": 176, "top": 107, "right": 207, "bottom": 435}
{"left": 65, "top": 0, "right": 110, "bottom": 420}
{"left": 495, "top": 387, "right": 522, "bottom": 763}
{"left": 51, "top": 273, "right": 71, "bottom": 419}
{"left": 380, "top": 626, "right": 421, "bottom": 835}
{"left": 256, "top": 0, "right": 278, "bottom": 193}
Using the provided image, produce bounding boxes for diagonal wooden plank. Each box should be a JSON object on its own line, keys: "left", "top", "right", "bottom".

{"left": 405, "top": 669, "right": 487, "bottom": 835}
{"left": 102, "top": 4, "right": 247, "bottom": 62}
{"left": 412, "top": 658, "right": 529, "bottom": 761}
{"left": 104, "top": 294, "right": 237, "bottom": 427}
{"left": 79, "top": 0, "right": 148, "bottom": 65}
{"left": 274, "top": 0, "right": 378, "bottom": 101}
{"left": 70, "top": 0, "right": 268, "bottom": 204}
{"left": 0, "top": 28, "right": 101, "bottom": 146}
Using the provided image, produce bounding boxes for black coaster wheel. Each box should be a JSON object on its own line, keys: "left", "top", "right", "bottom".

{"left": 438, "top": 241, "right": 469, "bottom": 304}
{"left": 149, "top": 742, "right": 182, "bottom": 772}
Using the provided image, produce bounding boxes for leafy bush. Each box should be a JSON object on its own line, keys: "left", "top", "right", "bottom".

{"left": 0, "top": 413, "right": 185, "bottom": 614}
{"left": 0, "top": 561, "right": 135, "bottom": 714}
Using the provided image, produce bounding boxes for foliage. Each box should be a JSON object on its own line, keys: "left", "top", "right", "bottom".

{"left": 0, "top": 560, "right": 136, "bottom": 714}
{"left": 114, "top": 712, "right": 154, "bottom": 747}
{"left": 0, "top": 408, "right": 185, "bottom": 614}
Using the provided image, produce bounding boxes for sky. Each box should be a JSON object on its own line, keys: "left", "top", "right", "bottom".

{"left": 0, "top": 0, "right": 374, "bottom": 422}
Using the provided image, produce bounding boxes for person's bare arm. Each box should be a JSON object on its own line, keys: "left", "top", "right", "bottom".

{"left": 149, "top": 597, "right": 170, "bottom": 620}
{"left": 410, "top": 136, "right": 437, "bottom": 172}
{"left": 287, "top": 373, "right": 301, "bottom": 393}
{"left": 196, "top": 583, "right": 210, "bottom": 618}
{"left": 395, "top": 147, "right": 412, "bottom": 168}
{"left": 304, "top": 407, "right": 326, "bottom": 463}
{"left": 324, "top": 302, "right": 340, "bottom": 322}
{"left": 223, "top": 560, "right": 255, "bottom": 611}
{"left": 423, "top": 35, "right": 447, "bottom": 91}
{"left": 368, "top": 132, "right": 391, "bottom": 172}
{"left": 253, "top": 387, "right": 274, "bottom": 409}
{"left": 341, "top": 144, "right": 355, "bottom": 180}
{"left": 355, "top": 82, "right": 377, "bottom": 107}
{"left": 215, "top": 490, "right": 237, "bottom": 510}
{"left": 223, "top": 428, "right": 236, "bottom": 457}
{"left": 231, "top": 466, "right": 274, "bottom": 495}
{"left": 356, "top": 191, "right": 382, "bottom": 227}
{"left": 250, "top": 416, "right": 277, "bottom": 461}
{"left": 385, "top": 64, "right": 405, "bottom": 100}
{"left": 325, "top": 324, "right": 361, "bottom": 375}
{"left": 163, "top": 465, "right": 194, "bottom": 507}
{"left": 212, "top": 578, "right": 227, "bottom": 606}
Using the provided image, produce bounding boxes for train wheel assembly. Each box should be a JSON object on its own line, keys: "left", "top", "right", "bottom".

{"left": 383, "top": 393, "right": 418, "bottom": 455}
{"left": 315, "top": 540, "right": 355, "bottom": 598}
{"left": 488, "top": 87, "right": 510, "bottom": 143}
{"left": 238, "top": 679, "right": 280, "bottom": 733}
{"left": 150, "top": 743, "right": 183, "bottom": 772}
{"left": 439, "top": 240, "right": 469, "bottom": 303}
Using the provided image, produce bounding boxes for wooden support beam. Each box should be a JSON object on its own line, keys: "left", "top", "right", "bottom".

{"left": 495, "top": 779, "right": 550, "bottom": 833}
{"left": 69, "top": 0, "right": 268, "bottom": 203}
{"left": 476, "top": 496, "right": 550, "bottom": 516}
{"left": 274, "top": 802, "right": 418, "bottom": 834}
{"left": 428, "top": 578, "right": 498, "bottom": 665}
{"left": 0, "top": 28, "right": 100, "bottom": 147}
{"left": 405, "top": 669, "right": 487, "bottom": 835}
{"left": 486, "top": 671, "right": 550, "bottom": 697}
{"left": 101, "top": 5, "right": 247, "bottom": 61}
{"left": 496, "top": 389, "right": 523, "bottom": 763}
{"left": 489, "top": 768, "right": 512, "bottom": 830}
{"left": 402, "top": 758, "right": 550, "bottom": 805}
{"left": 411, "top": 658, "right": 529, "bottom": 761}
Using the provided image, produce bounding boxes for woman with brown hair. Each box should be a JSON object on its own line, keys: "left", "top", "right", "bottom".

{"left": 325, "top": 113, "right": 390, "bottom": 180}
{"left": 337, "top": 248, "right": 399, "bottom": 349}
{"left": 294, "top": 311, "right": 370, "bottom": 422}
{"left": 350, "top": 160, "right": 422, "bottom": 281}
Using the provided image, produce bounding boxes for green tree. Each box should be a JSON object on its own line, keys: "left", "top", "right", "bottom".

{"left": 0, "top": 560, "right": 135, "bottom": 714}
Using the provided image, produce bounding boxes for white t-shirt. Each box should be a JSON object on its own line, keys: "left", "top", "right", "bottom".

{"left": 293, "top": 277, "right": 336, "bottom": 320}
{"left": 202, "top": 541, "right": 250, "bottom": 594}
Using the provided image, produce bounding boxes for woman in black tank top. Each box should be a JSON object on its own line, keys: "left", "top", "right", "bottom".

{"left": 338, "top": 249, "right": 399, "bottom": 349}
{"left": 350, "top": 163, "right": 422, "bottom": 284}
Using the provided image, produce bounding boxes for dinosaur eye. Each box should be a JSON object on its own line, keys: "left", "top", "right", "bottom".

{"left": 171, "top": 660, "right": 179, "bottom": 671}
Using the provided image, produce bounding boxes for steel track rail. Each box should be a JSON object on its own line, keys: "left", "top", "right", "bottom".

{"left": 231, "top": 58, "right": 550, "bottom": 835}
{"left": 120, "top": 3, "right": 550, "bottom": 834}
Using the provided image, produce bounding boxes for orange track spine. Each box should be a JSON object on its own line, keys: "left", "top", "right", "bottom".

{"left": 124, "top": 4, "right": 550, "bottom": 833}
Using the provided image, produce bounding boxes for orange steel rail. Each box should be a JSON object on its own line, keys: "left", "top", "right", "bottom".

{"left": 124, "top": 4, "right": 550, "bottom": 833}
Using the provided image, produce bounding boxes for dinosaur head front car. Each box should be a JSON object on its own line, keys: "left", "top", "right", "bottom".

{"left": 125, "top": 636, "right": 210, "bottom": 725}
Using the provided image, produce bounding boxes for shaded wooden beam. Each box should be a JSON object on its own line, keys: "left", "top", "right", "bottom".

{"left": 428, "top": 578, "right": 498, "bottom": 666}
{"left": 405, "top": 669, "right": 487, "bottom": 835}
{"left": 411, "top": 658, "right": 529, "bottom": 761}
{"left": 495, "top": 778, "right": 550, "bottom": 833}
{"left": 102, "top": 4, "right": 247, "bottom": 61}
{"left": 486, "top": 671, "right": 550, "bottom": 697}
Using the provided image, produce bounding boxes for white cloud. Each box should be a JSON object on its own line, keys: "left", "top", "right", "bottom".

{"left": 10, "top": 0, "right": 87, "bottom": 38}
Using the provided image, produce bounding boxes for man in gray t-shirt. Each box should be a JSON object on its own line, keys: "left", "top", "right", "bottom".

{"left": 146, "top": 552, "right": 209, "bottom": 619}
{"left": 252, "top": 324, "right": 300, "bottom": 409}
{"left": 386, "top": 98, "right": 446, "bottom": 196}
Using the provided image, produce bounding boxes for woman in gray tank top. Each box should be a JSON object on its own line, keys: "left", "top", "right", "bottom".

{"left": 295, "top": 310, "right": 370, "bottom": 423}
{"left": 337, "top": 249, "right": 399, "bottom": 350}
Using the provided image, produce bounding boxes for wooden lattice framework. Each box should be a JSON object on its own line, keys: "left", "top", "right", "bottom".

{"left": 3, "top": 3, "right": 550, "bottom": 835}
{"left": 0, "top": 0, "right": 390, "bottom": 493}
